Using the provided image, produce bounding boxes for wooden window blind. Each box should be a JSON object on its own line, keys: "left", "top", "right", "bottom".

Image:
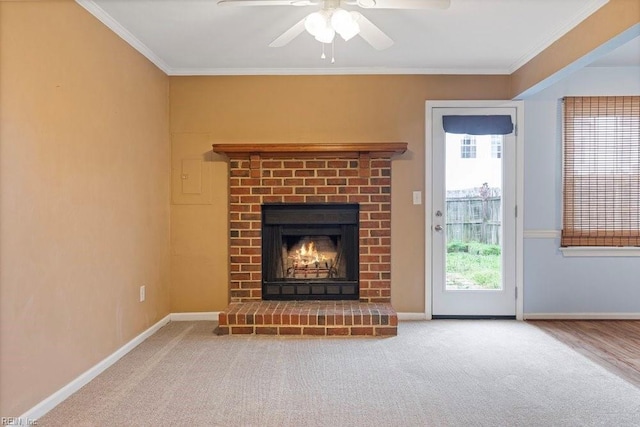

{"left": 562, "top": 96, "right": 640, "bottom": 247}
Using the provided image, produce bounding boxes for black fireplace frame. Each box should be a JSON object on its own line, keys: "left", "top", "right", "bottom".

{"left": 262, "top": 203, "right": 359, "bottom": 300}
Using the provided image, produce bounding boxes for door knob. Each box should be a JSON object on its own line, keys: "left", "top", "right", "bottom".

{"left": 434, "top": 225, "right": 443, "bottom": 232}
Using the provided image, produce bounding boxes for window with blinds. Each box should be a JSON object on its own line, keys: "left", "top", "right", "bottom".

{"left": 562, "top": 96, "right": 640, "bottom": 247}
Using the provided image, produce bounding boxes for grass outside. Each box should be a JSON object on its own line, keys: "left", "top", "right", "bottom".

{"left": 446, "top": 241, "right": 501, "bottom": 290}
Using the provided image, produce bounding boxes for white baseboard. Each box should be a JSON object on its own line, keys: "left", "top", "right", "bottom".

{"left": 171, "top": 312, "right": 219, "bottom": 321}
{"left": 18, "top": 312, "right": 221, "bottom": 421}
{"left": 20, "top": 314, "right": 171, "bottom": 422}
{"left": 398, "top": 312, "right": 640, "bottom": 321}
{"left": 524, "top": 313, "right": 640, "bottom": 320}
{"left": 398, "top": 312, "right": 427, "bottom": 321}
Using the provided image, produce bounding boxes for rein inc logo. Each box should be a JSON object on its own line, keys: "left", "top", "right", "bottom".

{"left": 1, "top": 418, "right": 38, "bottom": 426}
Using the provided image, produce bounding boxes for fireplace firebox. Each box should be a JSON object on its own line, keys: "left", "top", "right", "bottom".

{"left": 262, "top": 203, "right": 359, "bottom": 300}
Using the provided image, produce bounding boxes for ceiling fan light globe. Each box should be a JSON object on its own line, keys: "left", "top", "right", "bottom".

{"left": 331, "top": 8, "right": 360, "bottom": 41}
{"left": 314, "top": 27, "right": 336, "bottom": 43}
{"left": 304, "top": 11, "right": 327, "bottom": 36}
{"left": 330, "top": 8, "right": 351, "bottom": 30}
{"left": 337, "top": 23, "right": 359, "bottom": 41}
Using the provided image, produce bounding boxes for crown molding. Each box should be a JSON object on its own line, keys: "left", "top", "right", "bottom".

{"left": 77, "top": 0, "right": 607, "bottom": 77}
{"left": 169, "top": 67, "right": 510, "bottom": 76}
{"left": 508, "top": 0, "right": 610, "bottom": 73}
{"left": 75, "top": 0, "right": 173, "bottom": 74}
{"left": 75, "top": 0, "right": 511, "bottom": 77}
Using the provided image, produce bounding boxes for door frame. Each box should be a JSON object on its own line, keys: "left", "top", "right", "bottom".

{"left": 425, "top": 100, "right": 524, "bottom": 320}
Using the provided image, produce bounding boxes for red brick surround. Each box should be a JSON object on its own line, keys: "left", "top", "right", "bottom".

{"left": 231, "top": 160, "right": 395, "bottom": 302}
{"left": 212, "top": 143, "right": 406, "bottom": 336}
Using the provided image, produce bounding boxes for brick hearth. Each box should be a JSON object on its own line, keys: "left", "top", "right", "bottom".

{"left": 212, "top": 143, "right": 406, "bottom": 336}
{"left": 217, "top": 301, "right": 398, "bottom": 336}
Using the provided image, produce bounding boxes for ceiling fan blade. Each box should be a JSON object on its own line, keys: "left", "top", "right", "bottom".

{"left": 346, "top": 0, "right": 450, "bottom": 9}
{"left": 218, "top": 0, "right": 318, "bottom": 6}
{"left": 353, "top": 12, "right": 393, "bottom": 50}
{"left": 269, "top": 18, "right": 307, "bottom": 47}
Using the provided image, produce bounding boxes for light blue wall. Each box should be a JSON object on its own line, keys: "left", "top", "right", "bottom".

{"left": 522, "top": 66, "right": 640, "bottom": 314}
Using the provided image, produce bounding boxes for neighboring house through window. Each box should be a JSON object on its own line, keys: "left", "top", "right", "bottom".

{"left": 460, "top": 135, "right": 476, "bottom": 158}
{"left": 491, "top": 135, "right": 502, "bottom": 158}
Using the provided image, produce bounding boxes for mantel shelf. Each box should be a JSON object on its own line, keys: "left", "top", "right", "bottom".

{"left": 211, "top": 142, "right": 407, "bottom": 159}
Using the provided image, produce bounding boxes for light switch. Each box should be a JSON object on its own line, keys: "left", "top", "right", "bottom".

{"left": 413, "top": 191, "right": 422, "bottom": 205}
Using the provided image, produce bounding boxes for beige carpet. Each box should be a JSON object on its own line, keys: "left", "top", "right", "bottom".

{"left": 39, "top": 321, "right": 640, "bottom": 426}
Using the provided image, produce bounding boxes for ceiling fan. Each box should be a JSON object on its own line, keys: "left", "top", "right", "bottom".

{"left": 217, "top": 0, "right": 451, "bottom": 51}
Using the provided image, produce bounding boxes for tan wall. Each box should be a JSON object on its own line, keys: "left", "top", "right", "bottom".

{"left": 169, "top": 75, "right": 511, "bottom": 314}
{"left": 170, "top": 134, "right": 229, "bottom": 312}
{"left": 511, "top": 0, "right": 640, "bottom": 98}
{"left": 0, "top": 1, "right": 171, "bottom": 416}
{"left": 2, "top": 0, "right": 629, "bottom": 416}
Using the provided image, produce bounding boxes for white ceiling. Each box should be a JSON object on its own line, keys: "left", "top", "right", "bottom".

{"left": 78, "top": 0, "right": 637, "bottom": 76}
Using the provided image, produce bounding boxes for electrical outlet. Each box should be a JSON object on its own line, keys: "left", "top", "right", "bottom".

{"left": 412, "top": 191, "right": 422, "bottom": 205}
{"left": 139, "top": 285, "right": 146, "bottom": 302}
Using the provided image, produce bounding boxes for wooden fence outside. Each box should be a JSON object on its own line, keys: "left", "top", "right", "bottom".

{"left": 446, "top": 187, "right": 501, "bottom": 245}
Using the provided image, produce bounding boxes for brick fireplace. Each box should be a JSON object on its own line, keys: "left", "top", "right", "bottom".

{"left": 212, "top": 143, "right": 406, "bottom": 336}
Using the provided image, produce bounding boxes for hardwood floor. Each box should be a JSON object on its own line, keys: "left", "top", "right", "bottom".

{"left": 529, "top": 320, "right": 640, "bottom": 388}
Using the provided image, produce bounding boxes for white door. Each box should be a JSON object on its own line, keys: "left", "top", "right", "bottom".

{"left": 431, "top": 107, "right": 517, "bottom": 317}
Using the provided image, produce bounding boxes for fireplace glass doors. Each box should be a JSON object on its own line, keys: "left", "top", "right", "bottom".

{"left": 262, "top": 204, "right": 359, "bottom": 300}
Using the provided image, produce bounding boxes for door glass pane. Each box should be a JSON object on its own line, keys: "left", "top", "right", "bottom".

{"left": 445, "top": 133, "right": 503, "bottom": 290}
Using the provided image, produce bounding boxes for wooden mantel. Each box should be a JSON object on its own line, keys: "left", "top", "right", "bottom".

{"left": 211, "top": 142, "right": 407, "bottom": 159}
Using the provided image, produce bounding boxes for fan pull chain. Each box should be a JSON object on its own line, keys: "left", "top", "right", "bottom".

{"left": 331, "top": 40, "right": 335, "bottom": 64}
{"left": 321, "top": 43, "right": 326, "bottom": 60}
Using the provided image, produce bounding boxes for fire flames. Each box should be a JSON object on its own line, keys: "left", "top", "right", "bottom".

{"left": 294, "top": 241, "right": 326, "bottom": 265}
{"left": 285, "top": 238, "right": 337, "bottom": 278}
